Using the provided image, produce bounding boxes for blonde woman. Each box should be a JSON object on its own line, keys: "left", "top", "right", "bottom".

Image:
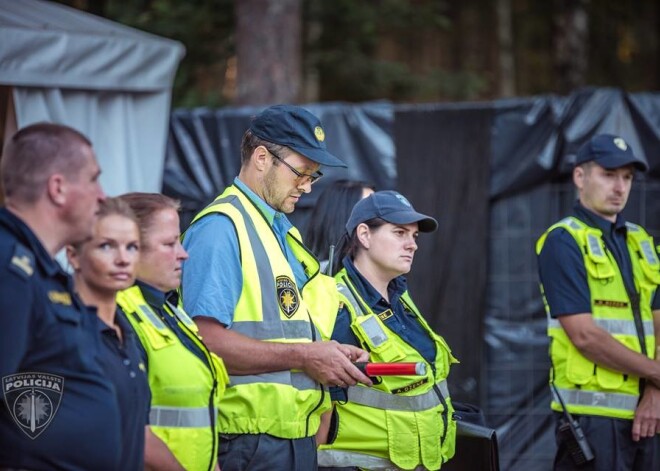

{"left": 67, "top": 197, "right": 150, "bottom": 469}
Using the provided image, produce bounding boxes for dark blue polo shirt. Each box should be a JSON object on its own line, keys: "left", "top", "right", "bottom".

{"left": 330, "top": 256, "right": 437, "bottom": 401}
{"left": 0, "top": 208, "right": 121, "bottom": 470}
{"left": 538, "top": 202, "right": 660, "bottom": 317}
{"left": 137, "top": 280, "right": 210, "bottom": 367}
{"left": 96, "top": 307, "right": 150, "bottom": 470}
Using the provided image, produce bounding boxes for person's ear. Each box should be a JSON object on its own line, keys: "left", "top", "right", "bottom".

{"left": 65, "top": 245, "right": 81, "bottom": 272}
{"left": 573, "top": 165, "right": 584, "bottom": 190}
{"left": 46, "top": 173, "right": 67, "bottom": 206}
{"left": 252, "top": 146, "right": 271, "bottom": 172}
{"left": 356, "top": 223, "right": 371, "bottom": 249}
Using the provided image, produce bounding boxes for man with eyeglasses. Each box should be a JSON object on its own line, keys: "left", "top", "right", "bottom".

{"left": 181, "top": 104, "right": 372, "bottom": 471}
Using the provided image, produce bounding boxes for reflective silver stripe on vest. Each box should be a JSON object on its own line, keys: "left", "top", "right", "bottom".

{"left": 228, "top": 371, "right": 316, "bottom": 391}
{"left": 317, "top": 449, "right": 426, "bottom": 470}
{"left": 548, "top": 317, "right": 654, "bottom": 337}
{"left": 149, "top": 406, "right": 214, "bottom": 427}
{"left": 625, "top": 222, "right": 640, "bottom": 233}
{"left": 345, "top": 379, "right": 448, "bottom": 412}
{"left": 165, "top": 301, "right": 197, "bottom": 329}
{"left": 138, "top": 304, "right": 167, "bottom": 330}
{"left": 230, "top": 319, "right": 313, "bottom": 340}
{"left": 552, "top": 387, "right": 638, "bottom": 412}
{"left": 337, "top": 283, "right": 367, "bottom": 316}
{"left": 562, "top": 217, "right": 583, "bottom": 231}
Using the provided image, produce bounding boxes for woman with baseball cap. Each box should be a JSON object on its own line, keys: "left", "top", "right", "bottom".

{"left": 317, "top": 190, "right": 457, "bottom": 470}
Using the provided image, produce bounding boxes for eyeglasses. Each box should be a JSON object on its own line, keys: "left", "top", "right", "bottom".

{"left": 268, "top": 149, "right": 323, "bottom": 185}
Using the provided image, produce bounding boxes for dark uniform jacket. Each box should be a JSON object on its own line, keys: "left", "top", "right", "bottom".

{"left": 0, "top": 208, "right": 122, "bottom": 471}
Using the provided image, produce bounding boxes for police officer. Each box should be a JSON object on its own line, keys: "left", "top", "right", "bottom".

{"left": 181, "top": 105, "right": 371, "bottom": 470}
{"left": 66, "top": 197, "right": 150, "bottom": 470}
{"left": 316, "top": 191, "right": 457, "bottom": 470}
{"left": 0, "top": 123, "right": 122, "bottom": 470}
{"left": 118, "top": 192, "right": 228, "bottom": 471}
{"left": 537, "top": 134, "right": 660, "bottom": 470}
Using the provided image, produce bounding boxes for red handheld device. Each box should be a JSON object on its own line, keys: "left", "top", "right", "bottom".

{"left": 354, "top": 362, "right": 426, "bottom": 376}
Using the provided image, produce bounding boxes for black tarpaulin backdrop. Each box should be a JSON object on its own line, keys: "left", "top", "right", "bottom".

{"left": 163, "top": 88, "right": 660, "bottom": 471}
{"left": 164, "top": 102, "right": 395, "bottom": 230}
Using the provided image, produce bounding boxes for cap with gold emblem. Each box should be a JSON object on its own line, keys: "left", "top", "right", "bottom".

{"left": 249, "top": 104, "right": 347, "bottom": 168}
{"left": 575, "top": 134, "right": 647, "bottom": 171}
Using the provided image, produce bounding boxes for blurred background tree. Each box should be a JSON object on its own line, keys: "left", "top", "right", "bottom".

{"left": 58, "top": 0, "right": 659, "bottom": 107}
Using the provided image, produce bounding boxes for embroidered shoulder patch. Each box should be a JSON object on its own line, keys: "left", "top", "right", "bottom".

{"left": 48, "top": 291, "right": 72, "bottom": 306}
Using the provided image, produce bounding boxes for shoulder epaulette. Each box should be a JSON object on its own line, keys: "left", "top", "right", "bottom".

{"left": 8, "top": 243, "right": 34, "bottom": 279}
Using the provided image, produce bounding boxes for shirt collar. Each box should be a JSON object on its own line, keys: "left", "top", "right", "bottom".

{"left": 234, "top": 177, "right": 276, "bottom": 225}
{"left": 573, "top": 201, "right": 627, "bottom": 235}
{"left": 136, "top": 279, "right": 167, "bottom": 310}
{"left": 342, "top": 256, "right": 408, "bottom": 310}
{"left": 95, "top": 306, "right": 135, "bottom": 339}
{"left": 0, "top": 207, "right": 64, "bottom": 277}
{"left": 234, "top": 177, "right": 295, "bottom": 234}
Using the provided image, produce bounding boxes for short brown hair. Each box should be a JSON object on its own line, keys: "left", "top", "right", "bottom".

{"left": 240, "top": 129, "right": 287, "bottom": 166}
{"left": 119, "top": 192, "right": 180, "bottom": 243}
{"left": 2, "top": 122, "right": 92, "bottom": 203}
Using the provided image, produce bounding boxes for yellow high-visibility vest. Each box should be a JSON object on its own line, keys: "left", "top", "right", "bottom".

{"left": 117, "top": 286, "right": 228, "bottom": 471}
{"left": 186, "top": 184, "right": 337, "bottom": 438}
{"left": 537, "top": 217, "right": 660, "bottom": 419}
{"left": 318, "top": 270, "right": 458, "bottom": 470}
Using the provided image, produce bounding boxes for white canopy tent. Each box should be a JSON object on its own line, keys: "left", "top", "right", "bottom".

{"left": 0, "top": 0, "right": 185, "bottom": 195}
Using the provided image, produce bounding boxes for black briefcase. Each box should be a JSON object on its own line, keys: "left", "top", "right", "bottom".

{"left": 444, "top": 401, "right": 500, "bottom": 471}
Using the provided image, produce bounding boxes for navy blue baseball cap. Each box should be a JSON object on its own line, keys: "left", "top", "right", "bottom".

{"left": 250, "top": 105, "right": 347, "bottom": 168}
{"left": 575, "top": 134, "right": 647, "bottom": 171}
{"left": 346, "top": 190, "right": 438, "bottom": 235}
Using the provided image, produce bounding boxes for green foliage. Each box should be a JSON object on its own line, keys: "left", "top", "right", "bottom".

{"left": 305, "top": 0, "right": 485, "bottom": 102}
{"left": 104, "top": 0, "right": 235, "bottom": 107}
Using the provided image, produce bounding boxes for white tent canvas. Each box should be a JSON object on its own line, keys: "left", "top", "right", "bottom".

{"left": 0, "top": 0, "right": 185, "bottom": 195}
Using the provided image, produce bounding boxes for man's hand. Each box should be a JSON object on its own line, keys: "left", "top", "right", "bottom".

{"left": 301, "top": 341, "right": 372, "bottom": 388}
{"left": 633, "top": 384, "right": 660, "bottom": 441}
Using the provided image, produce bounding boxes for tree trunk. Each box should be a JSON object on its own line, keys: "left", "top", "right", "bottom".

{"left": 496, "top": 0, "right": 516, "bottom": 97}
{"left": 235, "top": 0, "right": 302, "bottom": 105}
{"left": 553, "top": 0, "right": 589, "bottom": 94}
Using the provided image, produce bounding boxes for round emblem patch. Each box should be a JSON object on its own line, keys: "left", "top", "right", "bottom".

{"left": 613, "top": 137, "right": 627, "bottom": 151}
{"left": 314, "top": 126, "right": 325, "bottom": 142}
{"left": 276, "top": 275, "right": 300, "bottom": 318}
{"left": 3, "top": 373, "right": 64, "bottom": 439}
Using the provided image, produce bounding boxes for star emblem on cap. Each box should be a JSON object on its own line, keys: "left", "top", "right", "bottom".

{"left": 613, "top": 137, "right": 627, "bottom": 151}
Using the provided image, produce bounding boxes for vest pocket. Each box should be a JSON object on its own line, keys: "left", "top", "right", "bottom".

{"left": 565, "top": 343, "right": 594, "bottom": 385}
{"left": 385, "top": 410, "right": 421, "bottom": 470}
{"left": 595, "top": 364, "right": 624, "bottom": 389}
{"left": 351, "top": 314, "right": 406, "bottom": 362}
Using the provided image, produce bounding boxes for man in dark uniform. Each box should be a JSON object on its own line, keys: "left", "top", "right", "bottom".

{"left": 0, "top": 123, "right": 122, "bottom": 470}
{"left": 537, "top": 134, "right": 660, "bottom": 470}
